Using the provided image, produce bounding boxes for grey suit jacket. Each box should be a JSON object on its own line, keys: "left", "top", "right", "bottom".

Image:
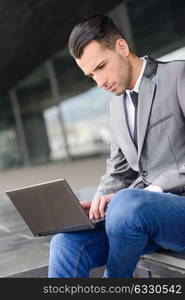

{"left": 94, "top": 56, "right": 185, "bottom": 198}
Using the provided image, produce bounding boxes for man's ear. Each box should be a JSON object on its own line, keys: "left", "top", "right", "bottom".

{"left": 115, "top": 39, "right": 129, "bottom": 57}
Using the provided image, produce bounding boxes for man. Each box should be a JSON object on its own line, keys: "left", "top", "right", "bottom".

{"left": 48, "top": 14, "right": 185, "bottom": 278}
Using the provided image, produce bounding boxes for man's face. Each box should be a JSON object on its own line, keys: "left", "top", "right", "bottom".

{"left": 76, "top": 39, "right": 132, "bottom": 95}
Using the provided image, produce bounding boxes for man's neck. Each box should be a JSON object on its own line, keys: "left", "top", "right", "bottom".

{"left": 128, "top": 55, "right": 144, "bottom": 90}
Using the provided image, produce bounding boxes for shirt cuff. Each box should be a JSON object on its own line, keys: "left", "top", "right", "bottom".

{"left": 144, "top": 185, "right": 163, "bottom": 193}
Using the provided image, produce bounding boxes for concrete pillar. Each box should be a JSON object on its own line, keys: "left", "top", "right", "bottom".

{"left": 9, "top": 89, "right": 30, "bottom": 166}
{"left": 22, "top": 112, "right": 51, "bottom": 164}
{"left": 46, "top": 59, "right": 72, "bottom": 160}
{"left": 114, "top": 1, "right": 136, "bottom": 52}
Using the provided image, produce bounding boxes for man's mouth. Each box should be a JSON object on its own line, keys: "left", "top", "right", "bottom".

{"left": 107, "top": 83, "right": 115, "bottom": 91}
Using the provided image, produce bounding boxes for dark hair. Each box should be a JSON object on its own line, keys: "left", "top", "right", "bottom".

{"left": 68, "top": 14, "right": 124, "bottom": 59}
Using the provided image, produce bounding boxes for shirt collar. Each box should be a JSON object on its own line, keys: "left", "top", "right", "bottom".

{"left": 126, "top": 57, "right": 147, "bottom": 94}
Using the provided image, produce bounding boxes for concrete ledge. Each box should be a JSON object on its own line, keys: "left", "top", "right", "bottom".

{"left": 9, "top": 266, "right": 48, "bottom": 278}
{"left": 135, "top": 250, "right": 185, "bottom": 278}
{"left": 10, "top": 266, "right": 105, "bottom": 278}
{"left": 142, "top": 251, "right": 185, "bottom": 270}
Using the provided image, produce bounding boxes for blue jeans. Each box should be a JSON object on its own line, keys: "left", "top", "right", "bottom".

{"left": 48, "top": 189, "right": 185, "bottom": 277}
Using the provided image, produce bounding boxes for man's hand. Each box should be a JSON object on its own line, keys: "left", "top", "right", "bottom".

{"left": 89, "top": 193, "right": 115, "bottom": 219}
{"left": 80, "top": 193, "right": 115, "bottom": 219}
{"left": 88, "top": 193, "right": 115, "bottom": 219}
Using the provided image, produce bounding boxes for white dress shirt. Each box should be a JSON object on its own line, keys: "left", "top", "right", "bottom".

{"left": 125, "top": 57, "right": 146, "bottom": 140}
{"left": 124, "top": 57, "right": 162, "bottom": 193}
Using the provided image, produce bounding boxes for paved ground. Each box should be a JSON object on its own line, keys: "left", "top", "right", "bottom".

{"left": 0, "top": 156, "right": 106, "bottom": 277}
{"left": 0, "top": 156, "right": 106, "bottom": 191}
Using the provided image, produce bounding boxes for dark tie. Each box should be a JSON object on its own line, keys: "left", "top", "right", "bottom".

{"left": 130, "top": 91, "right": 138, "bottom": 148}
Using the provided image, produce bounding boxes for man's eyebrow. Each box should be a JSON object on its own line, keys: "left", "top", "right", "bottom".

{"left": 85, "top": 60, "right": 106, "bottom": 77}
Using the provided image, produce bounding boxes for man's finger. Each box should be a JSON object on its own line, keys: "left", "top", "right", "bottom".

{"left": 92, "top": 197, "right": 102, "bottom": 219}
{"left": 99, "top": 196, "right": 108, "bottom": 217}
{"left": 80, "top": 201, "right": 91, "bottom": 216}
{"left": 80, "top": 201, "right": 91, "bottom": 209}
{"left": 98, "top": 193, "right": 115, "bottom": 217}
{"left": 89, "top": 197, "right": 100, "bottom": 219}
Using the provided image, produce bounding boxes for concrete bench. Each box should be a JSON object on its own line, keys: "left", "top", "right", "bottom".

{"left": 1, "top": 187, "right": 185, "bottom": 278}
{"left": 135, "top": 250, "right": 185, "bottom": 278}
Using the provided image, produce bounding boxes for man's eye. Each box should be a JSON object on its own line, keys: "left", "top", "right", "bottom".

{"left": 99, "top": 64, "right": 105, "bottom": 69}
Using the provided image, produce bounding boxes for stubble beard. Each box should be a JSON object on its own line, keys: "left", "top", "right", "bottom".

{"left": 115, "top": 59, "right": 132, "bottom": 95}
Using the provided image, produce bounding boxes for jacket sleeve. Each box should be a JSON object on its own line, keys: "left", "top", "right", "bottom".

{"left": 93, "top": 125, "right": 138, "bottom": 199}
{"left": 152, "top": 63, "right": 185, "bottom": 193}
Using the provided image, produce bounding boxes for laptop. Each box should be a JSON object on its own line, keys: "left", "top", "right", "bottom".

{"left": 6, "top": 179, "right": 105, "bottom": 237}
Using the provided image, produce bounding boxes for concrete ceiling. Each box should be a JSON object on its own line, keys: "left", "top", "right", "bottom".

{"left": 0, "top": 0, "right": 185, "bottom": 115}
{"left": 0, "top": 0, "right": 122, "bottom": 96}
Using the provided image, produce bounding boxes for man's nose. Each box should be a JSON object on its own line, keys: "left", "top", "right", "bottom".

{"left": 95, "top": 75, "right": 107, "bottom": 89}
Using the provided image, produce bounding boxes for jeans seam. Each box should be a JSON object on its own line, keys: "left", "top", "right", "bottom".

{"left": 176, "top": 245, "right": 185, "bottom": 251}
{"left": 73, "top": 236, "right": 103, "bottom": 277}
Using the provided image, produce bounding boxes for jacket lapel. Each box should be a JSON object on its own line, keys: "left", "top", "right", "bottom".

{"left": 137, "top": 79, "right": 156, "bottom": 158}
{"left": 111, "top": 94, "right": 138, "bottom": 170}
{"left": 137, "top": 57, "right": 158, "bottom": 159}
